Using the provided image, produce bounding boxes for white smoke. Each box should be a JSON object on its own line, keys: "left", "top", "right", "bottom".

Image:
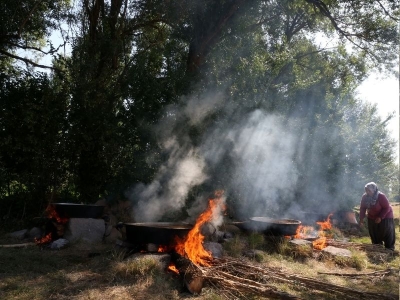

{"left": 128, "top": 88, "right": 299, "bottom": 221}
{"left": 128, "top": 91, "right": 226, "bottom": 222}
{"left": 130, "top": 139, "right": 208, "bottom": 222}
{"left": 201, "top": 110, "right": 298, "bottom": 218}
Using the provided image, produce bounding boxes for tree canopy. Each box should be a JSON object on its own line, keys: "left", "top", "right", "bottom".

{"left": 0, "top": 0, "right": 398, "bottom": 225}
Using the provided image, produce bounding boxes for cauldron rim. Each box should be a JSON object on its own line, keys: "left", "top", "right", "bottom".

{"left": 124, "top": 222, "right": 193, "bottom": 229}
{"left": 52, "top": 202, "right": 104, "bottom": 207}
{"left": 249, "top": 217, "right": 302, "bottom": 225}
{"left": 51, "top": 203, "right": 105, "bottom": 218}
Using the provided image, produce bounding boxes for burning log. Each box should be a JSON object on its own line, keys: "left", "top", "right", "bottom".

{"left": 174, "top": 255, "right": 205, "bottom": 295}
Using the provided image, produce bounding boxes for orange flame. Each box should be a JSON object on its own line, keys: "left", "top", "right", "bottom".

{"left": 312, "top": 213, "right": 333, "bottom": 250}
{"left": 316, "top": 213, "right": 333, "bottom": 230}
{"left": 292, "top": 214, "right": 333, "bottom": 250}
{"left": 34, "top": 205, "right": 69, "bottom": 245}
{"left": 312, "top": 236, "right": 327, "bottom": 250}
{"left": 175, "top": 190, "right": 225, "bottom": 266}
{"left": 35, "top": 233, "right": 52, "bottom": 245}
{"left": 45, "top": 205, "right": 69, "bottom": 224}
{"left": 294, "top": 225, "right": 316, "bottom": 239}
{"left": 167, "top": 263, "right": 179, "bottom": 274}
{"left": 158, "top": 245, "right": 170, "bottom": 253}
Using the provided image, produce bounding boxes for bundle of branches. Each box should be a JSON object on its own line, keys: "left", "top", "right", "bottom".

{"left": 189, "top": 257, "right": 398, "bottom": 299}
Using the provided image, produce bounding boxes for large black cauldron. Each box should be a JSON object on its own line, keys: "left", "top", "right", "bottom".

{"left": 52, "top": 203, "right": 105, "bottom": 219}
{"left": 124, "top": 222, "right": 193, "bottom": 245}
{"left": 249, "top": 217, "right": 301, "bottom": 236}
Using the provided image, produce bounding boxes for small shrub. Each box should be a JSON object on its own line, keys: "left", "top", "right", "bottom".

{"left": 223, "top": 235, "right": 246, "bottom": 257}
{"left": 248, "top": 232, "right": 265, "bottom": 249}
{"left": 277, "top": 239, "right": 313, "bottom": 261}
{"left": 275, "top": 237, "right": 291, "bottom": 255}
{"left": 349, "top": 250, "right": 368, "bottom": 270}
{"left": 254, "top": 250, "right": 268, "bottom": 263}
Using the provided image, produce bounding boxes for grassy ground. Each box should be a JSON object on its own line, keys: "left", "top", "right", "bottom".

{"left": 0, "top": 209, "right": 399, "bottom": 300}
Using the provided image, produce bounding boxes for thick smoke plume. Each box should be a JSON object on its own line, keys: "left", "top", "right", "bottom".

{"left": 127, "top": 91, "right": 225, "bottom": 222}
{"left": 127, "top": 88, "right": 300, "bottom": 222}
{"left": 202, "top": 110, "right": 298, "bottom": 219}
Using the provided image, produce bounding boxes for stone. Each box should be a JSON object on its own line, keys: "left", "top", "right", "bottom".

{"left": 7, "top": 229, "right": 28, "bottom": 240}
{"left": 321, "top": 246, "right": 352, "bottom": 257}
{"left": 201, "top": 222, "right": 216, "bottom": 237}
{"left": 289, "top": 239, "right": 313, "bottom": 246}
{"left": 50, "top": 238, "right": 69, "bottom": 249}
{"left": 215, "top": 230, "right": 225, "bottom": 242}
{"left": 27, "top": 227, "right": 43, "bottom": 240}
{"left": 203, "top": 241, "right": 223, "bottom": 258}
{"left": 64, "top": 218, "right": 105, "bottom": 243}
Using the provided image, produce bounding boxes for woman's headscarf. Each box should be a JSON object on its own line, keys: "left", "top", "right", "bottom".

{"left": 364, "top": 182, "right": 380, "bottom": 207}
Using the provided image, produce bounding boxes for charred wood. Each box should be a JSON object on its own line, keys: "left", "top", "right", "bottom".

{"left": 174, "top": 255, "right": 204, "bottom": 295}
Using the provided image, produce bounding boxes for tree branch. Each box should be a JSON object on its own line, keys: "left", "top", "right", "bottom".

{"left": 18, "top": 0, "right": 44, "bottom": 36}
{"left": 4, "top": 41, "right": 66, "bottom": 56}
{"left": 303, "top": 0, "right": 382, "bottom": 56}
{"left": 376, "top": 0, "right": 400, "bottom": 22}
{"left": 0, "top": 49, "right": 60, "bottom": 71}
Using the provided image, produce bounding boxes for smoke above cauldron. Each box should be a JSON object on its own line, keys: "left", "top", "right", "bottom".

{"left": 126, "top": 87, "right": 301, "bottom": 222}
{"left": 200, "top": 110, "right": 298, "bottom": 219}
{"left": 126, "top": 91, "right": 225, "bottom": 222}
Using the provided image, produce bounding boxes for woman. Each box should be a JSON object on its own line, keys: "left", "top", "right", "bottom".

{"left": 359, "top": 182, "right": 395, "bottom": 250}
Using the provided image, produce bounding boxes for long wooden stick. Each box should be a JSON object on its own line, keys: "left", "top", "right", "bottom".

{"left": 0, "top": 242, "right": 35, "bottom": 248}
{"left": 318, "top": 269, "right": 394, "bottom": 277}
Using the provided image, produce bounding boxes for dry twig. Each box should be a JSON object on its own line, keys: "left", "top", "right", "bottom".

{"left": 200, "top": 257, "right": 398, "bottom": 300}
{"left": 318, "top": 269, "right": 396, "bottom": 277}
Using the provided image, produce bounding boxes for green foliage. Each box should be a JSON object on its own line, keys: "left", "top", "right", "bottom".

{"left": 248, "top": 232, "right": 265, "bottom": 249}
{"left": 0, "top": 70, "right": 70, "bottom": 221}
{"left": 0, "top": 0, "right": 398, "bottom": 221}
{"left": 348, "top": 250, "right": 368, "bottom": 270}
{"left": 0, "top": 0, "right": 71, "bottom": 71}
{"left": 223, "top": 235, "right": 246, "bottom": 258}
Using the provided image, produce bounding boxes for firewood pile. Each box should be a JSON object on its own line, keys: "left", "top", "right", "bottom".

{"left": 180, "top": 257, "right": 398, "bottom": 300}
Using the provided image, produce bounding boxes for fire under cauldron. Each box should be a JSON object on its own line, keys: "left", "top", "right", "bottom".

{"left": 296, "top": 212, "right": 327, "bottom": 226}
{"left": 122, "top": 222, "right": 193, "bottom": 246}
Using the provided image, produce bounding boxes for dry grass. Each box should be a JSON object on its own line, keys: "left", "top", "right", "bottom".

{"left": 0, "top": 224, "right": 399, "bottom": 300}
